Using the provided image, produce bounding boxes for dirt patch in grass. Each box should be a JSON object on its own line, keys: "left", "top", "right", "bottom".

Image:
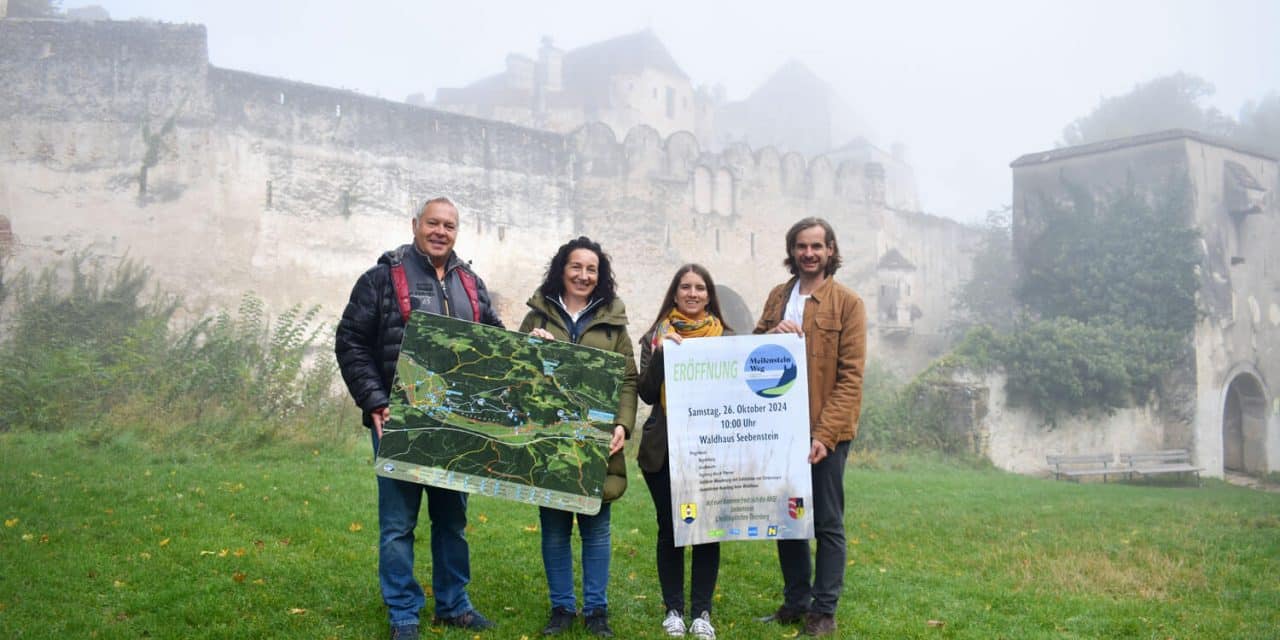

{"left": 1017, "top": 545, "right": 1206, "bottom": 600}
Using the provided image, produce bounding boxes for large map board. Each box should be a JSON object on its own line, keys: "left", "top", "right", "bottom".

{"left": 375, "top": 311, "right": 624, "bottom": 515}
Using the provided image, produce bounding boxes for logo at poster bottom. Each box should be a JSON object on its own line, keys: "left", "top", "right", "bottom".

{"left": 680, "top": 502, "right": 698, "bottom": 524}
{"left": 788, "top": 497, "right": 805, "bottom": 519}
{"left": 743, "top": 344, "right": 798, "bottom": 398}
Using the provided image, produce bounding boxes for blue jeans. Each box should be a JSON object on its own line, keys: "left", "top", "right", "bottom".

{"left": 373, "top": 432, "right": 474, "bottom": 626}
{"left": 540, "top": 504, "right": 612, "bottom": 614}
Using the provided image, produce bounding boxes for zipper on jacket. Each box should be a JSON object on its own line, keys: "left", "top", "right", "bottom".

{"left": 438, "top": 278, "right": 451, "bottom": 315}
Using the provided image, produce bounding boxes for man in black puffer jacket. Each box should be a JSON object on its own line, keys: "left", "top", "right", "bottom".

{"left": 335, "top": 197, "right": 503, "bottom": 640}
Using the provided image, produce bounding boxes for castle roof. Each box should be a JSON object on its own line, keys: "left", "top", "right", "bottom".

{"left": 716, "top": 60, "right": 868, "bottom": 156}
{"left": 1010, "top": 129, "right": 1276, "bottom": 167}
{"left": 562, "top": 29, "right": 689, "bottom": 83}
{"left": 877, "top": 248, "right": 916, "bottom": 271}
{"left": 436, "top": 29, "right": 688, "bottom": 109}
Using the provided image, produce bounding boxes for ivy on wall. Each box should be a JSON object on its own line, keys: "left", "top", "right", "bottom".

{"left": 953, "top": 174, "right": 1200, "bottom": 425}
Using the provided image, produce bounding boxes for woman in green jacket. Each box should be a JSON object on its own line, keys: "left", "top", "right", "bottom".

{"left": 517, "top": 236, "right": 638, "bottom": 638}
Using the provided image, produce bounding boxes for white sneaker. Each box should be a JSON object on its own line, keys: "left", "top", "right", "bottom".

{"left": 662, "top": 609, "right": 686, "bottom": 637}
{"left": 690, "top": 611, "right": 716, "bottom": 640}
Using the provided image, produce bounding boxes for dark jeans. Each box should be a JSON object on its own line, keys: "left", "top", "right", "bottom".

{"left": 776, "top": 440, "right": 850, "bottom": 615}
{"left": 372, "top": 431, "right": 475, "bottom": 626}
{"left": 644, "top": 464, "right": 720, "bottom": 616}
{"left": 540, "top": 504, "right": 612, "bottom": 614}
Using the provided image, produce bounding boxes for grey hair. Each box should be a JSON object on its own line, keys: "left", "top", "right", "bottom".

{"left": 413, "top": 196, "right": 457, "bottom": 221}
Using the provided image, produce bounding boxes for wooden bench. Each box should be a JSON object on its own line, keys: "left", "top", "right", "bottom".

{"left": 1046, "top": 453, "right": 1117, "bottom": 482}
{"left": 1118, "top": 449, "right": 1202, "bottom": 485}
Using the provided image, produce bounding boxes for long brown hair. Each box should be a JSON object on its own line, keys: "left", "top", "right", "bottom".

{"left": 645, "top": 263, "right": 732, "bottom": 337}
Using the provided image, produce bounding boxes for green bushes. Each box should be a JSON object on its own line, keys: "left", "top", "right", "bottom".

{"left": 0, "top": 253, "right": 355, "bottom": 448}
{"left": 855, "top": 362, "right": 970, "bottom": 454}
{"left": 951, "top": 176, "right": 1198, "bottom": 425}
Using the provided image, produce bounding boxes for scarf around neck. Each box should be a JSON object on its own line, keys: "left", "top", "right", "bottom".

{"left": 654, "top": 309, "right": 723, "bottom": 409}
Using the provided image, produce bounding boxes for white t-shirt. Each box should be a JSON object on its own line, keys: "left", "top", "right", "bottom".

{"left": 784, "top": 283, "right": 809, "bottom": 326}
{"left": 558, "top": 296, "right": 586, "bottom": 323}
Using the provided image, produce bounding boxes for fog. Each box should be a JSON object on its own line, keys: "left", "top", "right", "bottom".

{"left": 93, "top": 0, "right": 1279, "bottom": 223}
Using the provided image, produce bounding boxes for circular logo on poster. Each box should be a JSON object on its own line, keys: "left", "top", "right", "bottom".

{"left": 743, "top": 344, "right": 798, "bottom": 398}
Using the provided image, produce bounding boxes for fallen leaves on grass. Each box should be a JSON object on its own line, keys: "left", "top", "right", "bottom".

{"left": 288, "top": 607, "right": 306, "bottom": 615}
{"left": 349, "top": 522, "right": 364, "bottom": 532}
{"left": 159, "top": 538, "right": 170, "bottom": 547}
{"left": 233, "top": 571, "right": 247, "bottom": 583}
{"left": 927, "top": 619, "right": 946, "bottom": 628}
{"left": 4, "top": 518, "right": 17, "bottom": 527}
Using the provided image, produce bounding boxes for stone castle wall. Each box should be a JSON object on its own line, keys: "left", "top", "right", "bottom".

{"left": 0, "top": 18, "right": 981, "bottom": 376}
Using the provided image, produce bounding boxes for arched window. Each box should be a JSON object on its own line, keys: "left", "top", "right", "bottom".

{"left": 713, "top": 169, "right": 733, "bottom": 215}
{"left": 693, "top": 166, "right": 713, "bottom": 214}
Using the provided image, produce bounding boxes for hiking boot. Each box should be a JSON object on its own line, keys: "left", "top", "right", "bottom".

{"left": 661, "top": 609, "right": 686, "bottom": 637}
{"left": 583, "top": 609, "right": 614, "bottom": 638}
{"left": 542, "top": 606, "right": 577, "bottom": 636}
{"left": 690, "top": 611, "right": 716, "bottom": 639}
{"left": 433, "top": 609, "right": 495, "bottom": 631}
{"left": 389, "top": 623, "right": 419, "bottom": 640}
{"left": 758, "top": 604, "right": 806, "bottom": 624}
{"left": 802, "top": 611, "right": 837, "bottom": 636}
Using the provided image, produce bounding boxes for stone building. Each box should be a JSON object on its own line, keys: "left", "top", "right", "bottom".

{"left": 434, "top": 30, "right": 716, "bottom": 143}
{"left": 989, "top": 130, "right": 1279, "bottom": 477}
{"left": 715, "top": 60, "right": 918, "bottom": 212}
{"left": 0, "top": 18, "right": 980, "bottom": 379}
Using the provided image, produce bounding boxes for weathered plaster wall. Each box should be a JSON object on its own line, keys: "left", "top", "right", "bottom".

{"left": 0, "top": 19, "right": 980, "bottom": 378}
{"left": 954, "top": 370, "right": 1167, "bottom": 475}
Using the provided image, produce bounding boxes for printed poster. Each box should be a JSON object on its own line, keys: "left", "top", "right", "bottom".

{"left": 663, "top": 333, "right": 814, "bottom": 546}
{"left": 375, "top": 311, "right": 624, "bottom": 515}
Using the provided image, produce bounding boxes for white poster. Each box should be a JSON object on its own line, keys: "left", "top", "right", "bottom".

{"left": 663, "top": 333, "right": 814, "bottom": 546}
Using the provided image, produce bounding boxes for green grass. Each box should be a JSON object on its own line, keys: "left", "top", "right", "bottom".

{"left": 2, "top": 434, "right": 1278, "bottom": 639}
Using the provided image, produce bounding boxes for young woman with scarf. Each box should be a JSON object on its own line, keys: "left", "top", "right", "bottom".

{"left": 636, "top": 264, "right": 734, "bottom": 639}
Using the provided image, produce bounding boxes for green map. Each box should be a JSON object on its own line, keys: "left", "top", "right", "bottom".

{"left": 374, "top": 311, "right": 625, "bottom": 515}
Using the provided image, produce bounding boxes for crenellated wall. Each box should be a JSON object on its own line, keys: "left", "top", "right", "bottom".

{"left": 0, "top": 18, "right": 981, "bottom": 377}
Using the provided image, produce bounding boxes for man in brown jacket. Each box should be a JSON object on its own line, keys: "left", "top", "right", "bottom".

{"left": 754, "top": 217, "right": 866, "bottom": 637}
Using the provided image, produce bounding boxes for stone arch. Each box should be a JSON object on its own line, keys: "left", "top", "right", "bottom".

{"left": 623, "top": 124, "right": 663, "bottom": 175}
{"left": 722, "top": 142, "right": 753, "bottom": 173}
{"left": 713, "top": 168, "right": 734, "bottom": 215}
{"left": 715, "top": 284, "right": 754, "bottom": 334}
{"left": 1222, "top": 370, "right": 1268, "bottom": 474}
{"left": 809, "top": 156, "right": 834, "bottom": 200}
{"left": 665, "top": 131, "right": 700, "bottom": 176}
{"left": 693, "top": 165, "right": 713, "bottom": 214}
{"left": 755, "top": 147, "right": 782, "bottom": 192}
{"left": 781, "top": 152, "right": 806, "bottom": 193}
{"left": 571, "top": 122, "right": 623, "bottom": 177}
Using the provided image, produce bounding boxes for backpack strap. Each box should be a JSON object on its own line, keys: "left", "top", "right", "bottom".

{"left": 455, "top": 268, "right": 482, "bottom": 322}
{"left": 389, "top": 262, "right": 412, "bottom": 323}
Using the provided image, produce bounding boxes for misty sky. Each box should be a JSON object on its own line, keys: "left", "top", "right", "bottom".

{"left": 92, "top": 0, "right": 1280, "bottom": 224}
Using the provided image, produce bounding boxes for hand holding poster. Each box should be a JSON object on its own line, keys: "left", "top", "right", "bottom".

{"left": 663, "top": 333, "right": 813, "bottom": 546}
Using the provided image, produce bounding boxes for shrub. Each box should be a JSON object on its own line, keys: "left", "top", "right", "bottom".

{"left": 0, "top": 253, "right": 354, "bottom": 448}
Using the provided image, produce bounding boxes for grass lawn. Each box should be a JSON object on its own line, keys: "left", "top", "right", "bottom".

{"left": 2, "top": 431, "right": 1278, "bottom": 639}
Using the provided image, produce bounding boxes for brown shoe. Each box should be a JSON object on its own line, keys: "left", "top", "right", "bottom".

{"left": 757, "top": 605, "right": 805, "bottom": 624}
{"left": 803, "top": 612, "right": 837, "bottom": 636}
